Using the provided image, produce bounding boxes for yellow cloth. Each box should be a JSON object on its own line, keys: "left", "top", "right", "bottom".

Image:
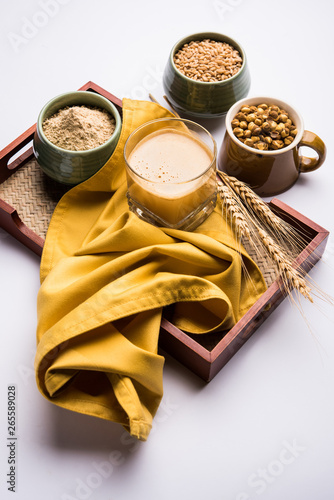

{"left": 35, "top": 98, "right": 267, "bottom": 441}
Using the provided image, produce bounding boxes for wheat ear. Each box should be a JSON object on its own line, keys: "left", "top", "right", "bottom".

{"left": 217, "top": 170, "right": 307, "bottom": 254}
{"left": 217, "top": 171, "right": 314, "bottom": 302}
{"left": 258, "top": 229, "right": 313, "bottom": 302}
{"left": 217, "top": 172, "right": 282, "bottom": 229}
{"left": 217, "top": 183, "right": 251, "bottom": 239}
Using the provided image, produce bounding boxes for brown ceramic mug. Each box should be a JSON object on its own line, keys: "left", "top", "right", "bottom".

{"left": 218, "top": 96, "right": 327, "bottom": 197}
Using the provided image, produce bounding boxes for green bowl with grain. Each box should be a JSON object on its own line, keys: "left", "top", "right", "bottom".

{"left": 163, "top": 32, "right": 251, "bottom": 118}
{"left": 33, "top": 91, "right": 122, "bottom": 185}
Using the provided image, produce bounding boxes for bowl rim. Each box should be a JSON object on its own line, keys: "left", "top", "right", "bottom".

{"left": 225, "top": 96, "right": 305, "bottom": 155}
{"left": 36, "top": 90, "right": 122, "bottom": 155}
{"left": 169, "top": 31, "right": 248, "bottom": 86}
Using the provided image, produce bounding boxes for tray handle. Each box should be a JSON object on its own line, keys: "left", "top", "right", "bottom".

{"left": 0, "top": 198, "right": 44, "bottom": 256}
{"left": 0, "top": 124, "right": 36, "bottom": 183}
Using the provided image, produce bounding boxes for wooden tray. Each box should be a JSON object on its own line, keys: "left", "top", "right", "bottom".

{"left": 0, "top": 82, "right": 329, "bottom": 382}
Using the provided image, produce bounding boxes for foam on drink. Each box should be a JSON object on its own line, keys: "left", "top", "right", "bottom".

{"left": 126, "top": 126, "right": 217, "bottom": 227}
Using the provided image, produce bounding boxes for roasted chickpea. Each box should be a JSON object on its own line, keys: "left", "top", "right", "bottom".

{"left": 232, "top": 103, "right": 298, "bottom": 151}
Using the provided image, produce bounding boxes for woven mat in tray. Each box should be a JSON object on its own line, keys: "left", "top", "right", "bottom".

{"left": 1, "top": 158, "right": 278, "bottom": 288}
{"left": 1, "top": 159, "right": 70, "bottom": 240}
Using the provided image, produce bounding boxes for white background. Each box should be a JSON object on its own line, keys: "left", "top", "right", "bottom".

{"left": 1, "top": 1, "right": 334, "bottom": 499}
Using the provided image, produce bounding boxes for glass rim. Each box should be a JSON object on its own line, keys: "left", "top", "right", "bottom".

{"left": 123, "top": 117, "right": 217, "bottom": 185}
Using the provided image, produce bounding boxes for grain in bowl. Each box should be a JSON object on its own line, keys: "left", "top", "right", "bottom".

{"left": 173, "top": 38, "right": 243, "bottom": 82}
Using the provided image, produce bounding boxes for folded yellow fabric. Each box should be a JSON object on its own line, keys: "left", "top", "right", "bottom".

{"left": 35, "top": 98, "right": 267, "bottom": 441}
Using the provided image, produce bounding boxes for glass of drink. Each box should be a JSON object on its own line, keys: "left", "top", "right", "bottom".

{"left": 124, "top": 118, "right": 217, "bottom": 231}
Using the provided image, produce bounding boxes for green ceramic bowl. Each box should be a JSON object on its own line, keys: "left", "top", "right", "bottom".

{"left": 33, "top": 91, "right": 122, "bottom": 185}
{"left": 163, "top": 32, "right": 251, "bottom": 118}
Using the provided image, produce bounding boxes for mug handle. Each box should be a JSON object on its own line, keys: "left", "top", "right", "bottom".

{"left": 298, "top": 130, "right": 327, "bottom": 173}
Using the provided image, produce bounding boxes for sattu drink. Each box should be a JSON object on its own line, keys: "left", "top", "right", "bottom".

{"left": 124, "top": 118, "right": 217, "bottom": 230}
